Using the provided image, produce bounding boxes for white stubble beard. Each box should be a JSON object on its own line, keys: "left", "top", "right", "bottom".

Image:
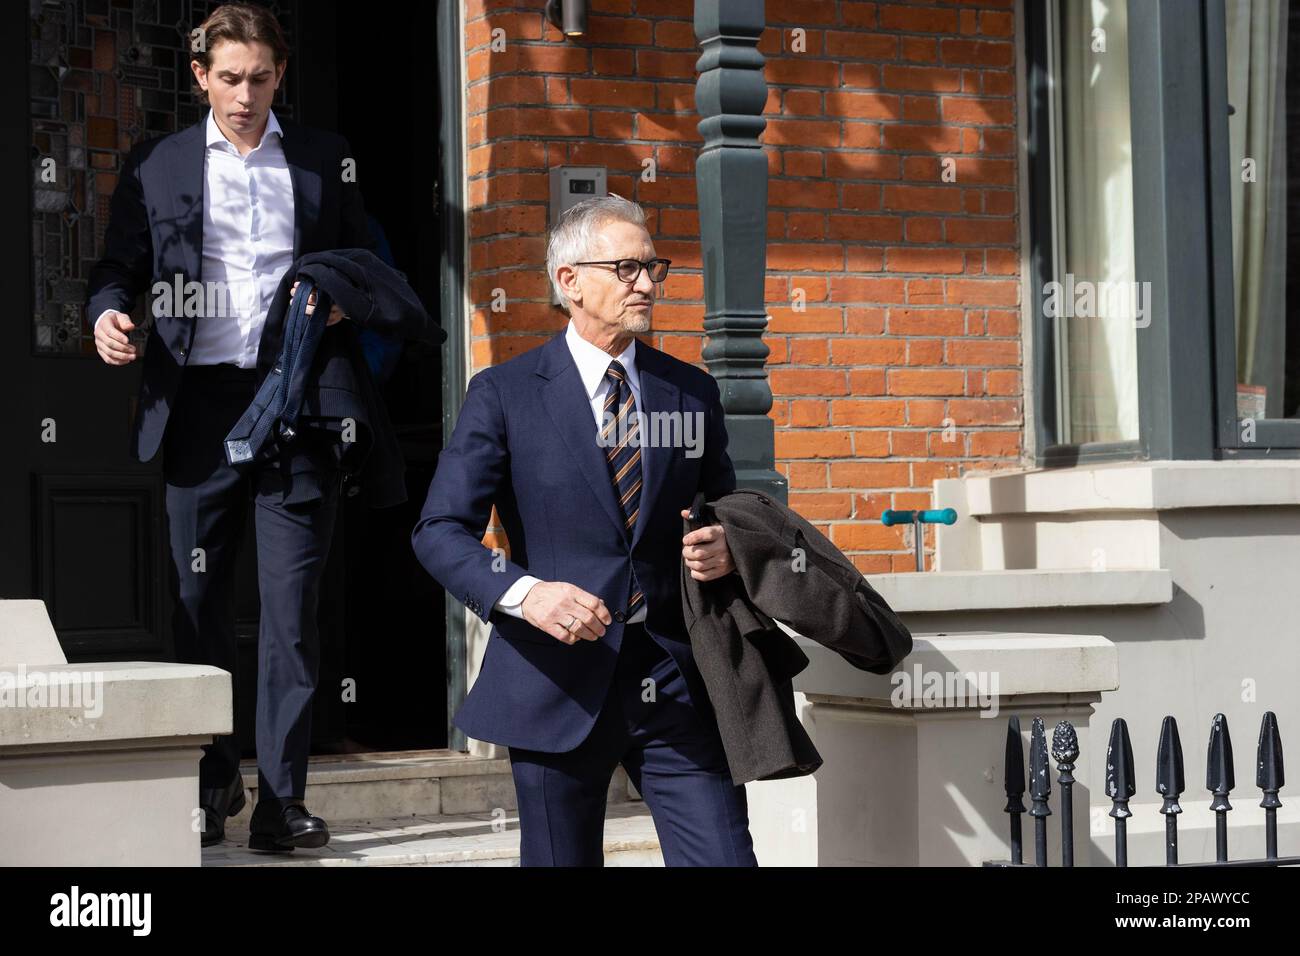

{"left": 622, "top": 309, "right": 652, "bottom": 334}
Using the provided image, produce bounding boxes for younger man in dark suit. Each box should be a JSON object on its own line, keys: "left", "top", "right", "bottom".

{"left": 87, "top": 2, "right": 374, "bottom": 851}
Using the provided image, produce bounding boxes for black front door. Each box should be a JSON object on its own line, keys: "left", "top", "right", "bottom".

{"left": 6, "top": 0, "right": 448, "bottom": 754}
{"left": 298, "top": 0, "right": 448, "bottom": 752}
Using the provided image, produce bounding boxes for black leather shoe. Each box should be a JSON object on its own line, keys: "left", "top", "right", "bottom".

{"left": 248, "top": 801, "right": 330, "bottom": 853}
{"left": 199, "top": 774, "right": 247, "bottom": 848}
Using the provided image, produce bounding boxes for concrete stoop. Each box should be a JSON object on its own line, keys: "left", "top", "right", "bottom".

{"left": 226, "top": 749, "right": 522, "bottom": 824}
{"left": 206, "top": 749, "right": 662, "bottom": 866}
{"left": 204, "top": 802, "right": 662, "bottom": 867}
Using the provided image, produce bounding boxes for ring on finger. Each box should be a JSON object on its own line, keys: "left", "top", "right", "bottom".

{"left": 565, "top": 614, "right": 577, "bottom": 632}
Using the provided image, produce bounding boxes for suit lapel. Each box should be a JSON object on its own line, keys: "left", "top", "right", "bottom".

{"left": 630, "top": 338, "right": 682, "bottom": 548}
{"left": 537, "top": 334, "right": 628, "bottom": 539}
{"left": 536, "top": 333, "right": 684, "bottom": 547}
{"left": 277, "top": 118, "right": 319, "bottom": 259}
{"left": 168, "top": 118, "right": 206, "bottom": 284}
{"left": 254, "top": 118, "right": 319, "bottom": 354}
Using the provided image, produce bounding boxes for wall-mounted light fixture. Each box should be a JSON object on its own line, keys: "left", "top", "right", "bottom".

{"left": 544, "top": 0, "right": 587, "bottom": 38}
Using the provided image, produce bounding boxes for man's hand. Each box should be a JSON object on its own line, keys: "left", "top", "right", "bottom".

{"left": 291, "top": 280, "right": 347, "bottom": 326}
{"left": 520, "top": 581, "right": 612, "bottom": 644}
{"left": 680, "top": 509, "right": 735, "bottom": 582}
{"left": 94, "top": 310, "right": 139, "bottom": 365}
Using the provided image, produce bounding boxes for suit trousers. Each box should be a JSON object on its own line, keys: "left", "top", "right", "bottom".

{"left": 507, "top": 621, "right": 758, "bottom": 866}
{"left": 162, "top": 363, "right": 340, "bottom": 803}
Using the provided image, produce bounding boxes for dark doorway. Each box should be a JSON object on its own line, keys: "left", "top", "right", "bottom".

{"left": 5, "top": 0, "right": 448, "bottom": 756}
{"left": 295, "top": 0, "right": 448, "bottom": 752}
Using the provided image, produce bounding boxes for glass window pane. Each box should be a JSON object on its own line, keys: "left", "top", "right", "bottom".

{"left": 1051, "top": 0, "right": 1141, "bottom": 444}
{"left": 1225, "top": 0, "right": 1298, "bottom": 420}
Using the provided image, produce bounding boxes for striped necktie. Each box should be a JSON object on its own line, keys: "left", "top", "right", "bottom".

{"left": 602, "top": 360, "right": 644, "bottom": 618}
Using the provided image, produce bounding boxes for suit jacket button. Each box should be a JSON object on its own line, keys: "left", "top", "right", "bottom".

{"left": 614, "top": 611, "right": 626, "bottom": 623}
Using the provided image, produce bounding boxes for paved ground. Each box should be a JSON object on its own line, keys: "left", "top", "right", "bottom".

{"left": 202, "top": 801, "right": 662, "bottom": 867}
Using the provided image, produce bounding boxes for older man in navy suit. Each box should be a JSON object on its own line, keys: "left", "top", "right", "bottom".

{"left": 412, "top": 195, "right": 757, "bottom": 866}
{"left": 86, "top": 3, "right": 378, "bottom": 851}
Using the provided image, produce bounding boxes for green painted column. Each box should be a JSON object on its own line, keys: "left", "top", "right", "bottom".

{"left": 694, "top": 0, "right": 786, "bottom": 502}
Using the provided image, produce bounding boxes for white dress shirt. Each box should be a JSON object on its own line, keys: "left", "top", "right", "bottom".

{"left": 494, "top": 320, "right": 647, "bottom": 624}
{"left": 94, "top": 108, "right": 296, "bottom": 368}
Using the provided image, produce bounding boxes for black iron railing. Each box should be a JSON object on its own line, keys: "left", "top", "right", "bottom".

{"left": 985, "top": 712, "right": 1298, "bottom": 867}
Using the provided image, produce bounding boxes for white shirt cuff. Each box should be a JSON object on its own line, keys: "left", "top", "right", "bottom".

{"left": 494, "top": 575, "right": 542, "bottom": 619}
{"left": 493, "top": 575, "right": 645, "bottom": 624}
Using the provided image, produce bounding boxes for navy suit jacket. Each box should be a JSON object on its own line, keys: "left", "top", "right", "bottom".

{"left": 411, "top": 332, "right": 737, "bottom": 752}
{"left": 84, "top": 114, "right": 377, "bottom": 462}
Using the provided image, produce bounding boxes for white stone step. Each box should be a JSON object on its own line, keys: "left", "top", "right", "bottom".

{"left": 225, "top": 749, "right": 632, "bottom": 825}
{"left": 226, "top": 749, "right": 525, "bottom": 825}
{"left": 203, "top": 802, "right": 662, "bottom": 867}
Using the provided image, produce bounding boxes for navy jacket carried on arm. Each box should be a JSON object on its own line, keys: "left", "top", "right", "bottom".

{"left": 681, "top": 488, "right": 913, "bottom": 785}
{"left": 224, "top": 248, "right": 444, "bottom": 508}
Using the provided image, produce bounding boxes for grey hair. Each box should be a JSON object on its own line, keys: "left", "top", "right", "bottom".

{"left": 546, "top": 195, "right": 648, "bottom": 314}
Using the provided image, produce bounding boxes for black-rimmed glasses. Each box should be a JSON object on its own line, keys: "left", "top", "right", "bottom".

{"left": 573, "top": 257, "right": 671, "bottom": 283}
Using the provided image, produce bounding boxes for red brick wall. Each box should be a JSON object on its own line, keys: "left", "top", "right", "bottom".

{"left": 464, "top": 0, "right": 1023, "bottom": 572}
